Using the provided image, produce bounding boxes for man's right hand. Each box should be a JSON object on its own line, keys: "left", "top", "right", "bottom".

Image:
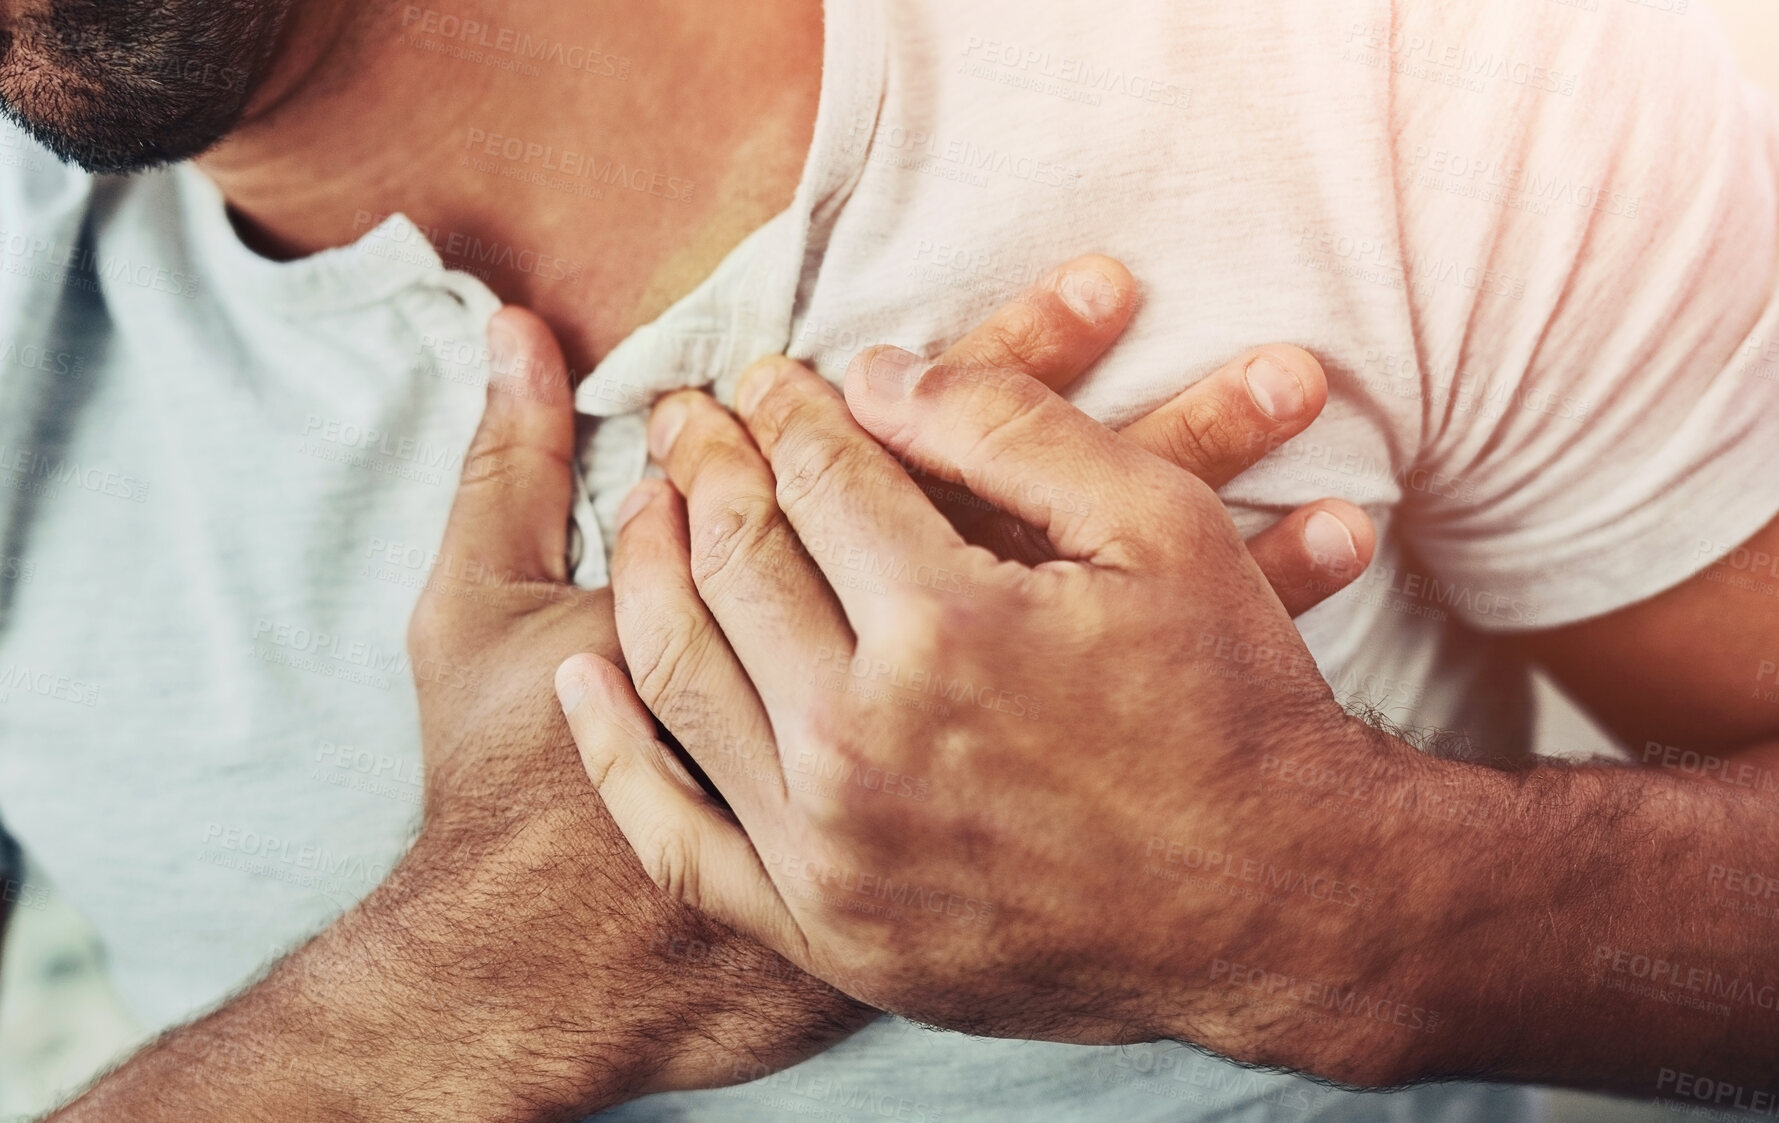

{"left": 51, "top": 310, "right": 871, "bottom": 1123}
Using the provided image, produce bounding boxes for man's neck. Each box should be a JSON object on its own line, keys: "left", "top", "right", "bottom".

{"left": 196, "top": 0, "right": 823, "bottom": 375}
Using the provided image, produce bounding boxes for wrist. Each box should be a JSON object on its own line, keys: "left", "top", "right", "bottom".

{"left": 1260, "top": 723, "right": 1640, "bottom": 1089}
{"left": 1157, "top": 714, "right": 1486, "bottom": 1087}
{"left": 284, "top": 828, "right": 651, "bottom": 1122}
{"left": 374, "top": 809, "right": 730, "bottom": 1114}
{"left": 1391, "top": 761, "right": 1649, "bottom": 1088}
{"left": 51, "top": 826, "right": 648, "bottom": 1123}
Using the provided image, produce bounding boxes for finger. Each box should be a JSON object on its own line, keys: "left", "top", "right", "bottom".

{"left": 556, "top": 653, "right": 808, "bottom": 961}
{"left": 1243, "top": 500, "right": 1377, "bottom": 617}
{"left": 964, "top": 496, "right": 1375, "bottom": 619}
{"left": 914, "top": 256, "right": 1137, "bottom": 536}
{"left": 840, "top": 346, "right": 1186, "bottom": 568}
{"left": 725, "top": 357, "right": 974, "bottom": 628}
{"left": 609, "top": 478, "right": 792, "bottom": 821}
{"left": 1120, "top": 346, "right": 1327, "bottom": 490}
{"left": 645, "top": 392, "right": 852, "bottom": 704}
{"left": 937, "top": 255, "right": 1137, "bottom": 393}
{"left": 434, "top": 306, "right": 576, "bottom": 587}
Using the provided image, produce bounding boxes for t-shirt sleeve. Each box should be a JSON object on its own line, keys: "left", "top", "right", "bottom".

{"left": 1387, "top": 0, "right": 1779, "bottom": 632}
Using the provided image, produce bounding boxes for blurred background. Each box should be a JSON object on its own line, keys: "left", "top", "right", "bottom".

{"left": 4, "top": 2, "right": 1778, "bottom": 1119}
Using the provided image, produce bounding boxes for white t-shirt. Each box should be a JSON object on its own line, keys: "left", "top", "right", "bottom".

{"left": 3, "top": 0, "right": 1777, "bottom": 1118}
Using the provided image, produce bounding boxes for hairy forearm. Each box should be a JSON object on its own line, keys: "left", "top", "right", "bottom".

{"left": 50, "top": 818, "right": 646, "bottom": 1123}
{"left": 1211, "top": 719, "right": 1779, "bottom": 1100}
{"left": 1417, "top": 753, "right": 1779, "bottom": 1100}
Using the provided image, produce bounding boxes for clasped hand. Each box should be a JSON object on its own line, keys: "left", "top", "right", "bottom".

{"left": 554, "top": 256, "right": 1414, "bottom": 1075}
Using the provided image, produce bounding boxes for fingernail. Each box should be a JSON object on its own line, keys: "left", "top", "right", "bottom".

{"left": 1245, "top": 355, "right": 1307, "bottom": 421}
{"left": 555, "top": 660, "right": 590, "bottom": 715}
{"left": 1305, "top": 510, "right": 1359, "bottom": 573}
{"left": 1058, "top": 268, "right": 1123, "bottom": 325}
{"left": 616, "top": 481, "right": 654, "bottom": 530}
{"left": 735, "top": 359, "right": 778, "bottom": 418}
{"left": 865, "top": 348, "right": 922, "bottom": 403}
{"left": 648, "top": 397, "right": 690, "bottom": 460}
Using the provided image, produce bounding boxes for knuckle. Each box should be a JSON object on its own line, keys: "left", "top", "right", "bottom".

{"left": 578, "top": 738, "right": 626, "bottom": 795}
{"left": 868, "top": 596, "right": 950, "bottom": 676}
{"left": 688, "top": 495, "right": 778, "bottom": 590}
{"left": 642, "top": 827, "right": 701, "bottom": 909}
{"left": 920, "top": 358, "right": 1047, "bottom": 416}
{"left": 460, "top": 438, "right": 527, "bottom": 489}
{"left": 677, "top": 411, "right": 748, "bottom": 477}
{"left": 920, "top": 367, "right": 1053, "bottom": 475}
{"left": 1155, "top": 399, "right": 1240, "bottom": 478}
{"left": 797, "top": 696, "right": 864, "bottom": 764}
{"left": 625, "top": 608, "right": 709, "bottom": 714}
{"left": 974, "top": 303, "right": 1066, "bottom": 375}
{"left": 748, "top": 361, "right": 809, "bottom": 435}
{"left": 774, "top": 428, "right": 860, "bottom": 519}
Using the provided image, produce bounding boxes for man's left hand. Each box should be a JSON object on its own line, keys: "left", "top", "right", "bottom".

{"left": 558, "top": 341, "right": 1445, "bottom": 1085}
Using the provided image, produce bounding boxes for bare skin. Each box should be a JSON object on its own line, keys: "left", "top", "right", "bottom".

{"left": 565, "top": 318, "right": 1779, "bottom": 1109}
{"left": 46, "top": 250, "right": 1372, "bottom": 1119}
{"left": 5, "top": 6, "right": 1380, "bottom": 1120}
{"left": 197, "top": 0, "right": 823, "bottom": 375}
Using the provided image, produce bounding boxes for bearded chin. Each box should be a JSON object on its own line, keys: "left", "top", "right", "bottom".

{"left": 0, "top": 0, "right": 290, "bottom": 175}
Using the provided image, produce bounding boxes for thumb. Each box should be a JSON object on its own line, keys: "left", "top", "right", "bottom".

{"left": 556, "top": 654, "right": 812, "bottom": 964}
{"left": 436, "top": 306, "right": 577, "bottom": 590}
